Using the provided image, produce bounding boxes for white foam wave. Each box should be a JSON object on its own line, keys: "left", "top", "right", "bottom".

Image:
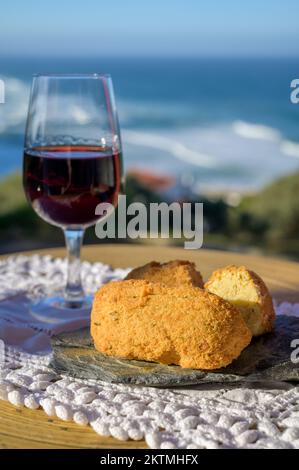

{"left": 232, "top": 120, "right": 281, "bottom": 141}
{"left": 122, "top": 129, "right": 216, "bottom": 168}
{"left": 280, "top": 140, "right": 299, "bottom": 159}
{"left": 0, "top": 77, "right": 30, "bottom": 133}
{"left": 232, "top": 120, "right": 299, "bottom": 161}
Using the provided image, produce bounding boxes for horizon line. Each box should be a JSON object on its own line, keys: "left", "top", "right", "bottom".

{"left": 0, "top": 54, "right": 299, "bottom": 60}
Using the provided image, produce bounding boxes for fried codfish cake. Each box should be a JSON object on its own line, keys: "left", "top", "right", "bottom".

{"left": 125, "top": 260, "right": 204, "bottom": 288}
{"left": 205, "top": 265, "right": 275, "bottom": 336}
{"left": 91, "top": 279, "right": 252, "bottom": 370}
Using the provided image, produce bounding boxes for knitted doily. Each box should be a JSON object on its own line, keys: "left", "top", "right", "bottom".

{"left": 1, "top": 255, "right": 299, "bottom": 449}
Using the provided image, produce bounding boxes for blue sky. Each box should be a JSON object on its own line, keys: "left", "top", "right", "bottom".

{"left": 0, "top": 0, "right": 298, "bottom": 57}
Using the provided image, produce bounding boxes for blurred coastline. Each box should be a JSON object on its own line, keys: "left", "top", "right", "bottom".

{"left": 1, "top": 57, "right": 299, "bottom": 257}
{"left": 1, "top": 57, "right": 299, "bottom": 189}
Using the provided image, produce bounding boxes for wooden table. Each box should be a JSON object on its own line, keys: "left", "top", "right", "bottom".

{"left": 1, "top": 244, "right": 299, "bottom": 449}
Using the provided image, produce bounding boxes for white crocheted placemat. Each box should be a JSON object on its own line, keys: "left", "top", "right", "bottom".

{"left": 1, "top": 255, "right": 299, "bottom": 449}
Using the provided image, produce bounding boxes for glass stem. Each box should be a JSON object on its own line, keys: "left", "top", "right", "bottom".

{"left": 64, "top": 228, "right": 85, "bottom": 308}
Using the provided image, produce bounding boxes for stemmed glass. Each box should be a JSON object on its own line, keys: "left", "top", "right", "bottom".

{"left": 23, "top": 74, "right": 123, "bottom": 318}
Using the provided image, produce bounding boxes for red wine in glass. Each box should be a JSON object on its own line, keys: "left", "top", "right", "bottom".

{"left": 23, "top": 145, "right": 122, "bottom": 228}
{"left": 23, "top": 74, "right": 123, "bottom": 315}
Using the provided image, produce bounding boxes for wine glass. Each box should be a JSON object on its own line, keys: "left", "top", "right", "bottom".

{"left": 23, "top": 74, "right": 123, "bottom": 318}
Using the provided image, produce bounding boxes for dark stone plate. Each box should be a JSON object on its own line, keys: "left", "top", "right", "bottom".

{"left": 51, "top": 316, "right": 299, "bottom": 387}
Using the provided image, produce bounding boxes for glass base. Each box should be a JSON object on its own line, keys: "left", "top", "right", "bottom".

{"left": 29, "top": 294, "right": 93, "bottom": 324}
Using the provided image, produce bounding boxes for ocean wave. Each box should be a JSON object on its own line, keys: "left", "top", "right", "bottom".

{"left": 232, "top": 120, "right": 299, "bottom": 160}
{"left": 122, "top": 122, "right": 299, "bottom": 192}
{"left": 0, "top": 77, "right": 30, "bottom": 133}
{"left": 280, "top": 140, "right": 299, "bottom": 159}
{"left": 232, "top": 120, "right": 281, "bottom": 141}
{"left": 122, "top": 129, "right": 216, "bottom": 168}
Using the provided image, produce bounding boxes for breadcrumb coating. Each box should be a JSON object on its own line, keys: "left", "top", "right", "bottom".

{"left": 91, "top": 279, "right": 252, "bottom": 370}
{"left": 125, "top": 260, "right": 204, "bottom": 288}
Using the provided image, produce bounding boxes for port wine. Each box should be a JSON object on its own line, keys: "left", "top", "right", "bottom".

{"left": 23, "top": 145, "right": 122, "bottom": 227}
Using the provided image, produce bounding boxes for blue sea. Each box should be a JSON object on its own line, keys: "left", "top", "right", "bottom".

{"left": 0, "top": 57, "right": 299, "bottom": 194}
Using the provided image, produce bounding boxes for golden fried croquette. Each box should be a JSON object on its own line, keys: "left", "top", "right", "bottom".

{"left": 91, "top": 279, "right": 252, "bottom": 370}
{"left": 125, "top": 260, "right": 204, "bottom": 288}
{"left": 205, "top": 265, "right": 275, "bottom": 336}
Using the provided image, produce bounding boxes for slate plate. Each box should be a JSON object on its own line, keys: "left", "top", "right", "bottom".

{"left": 51, "top": 316, "right": 299, "bottom": 387}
